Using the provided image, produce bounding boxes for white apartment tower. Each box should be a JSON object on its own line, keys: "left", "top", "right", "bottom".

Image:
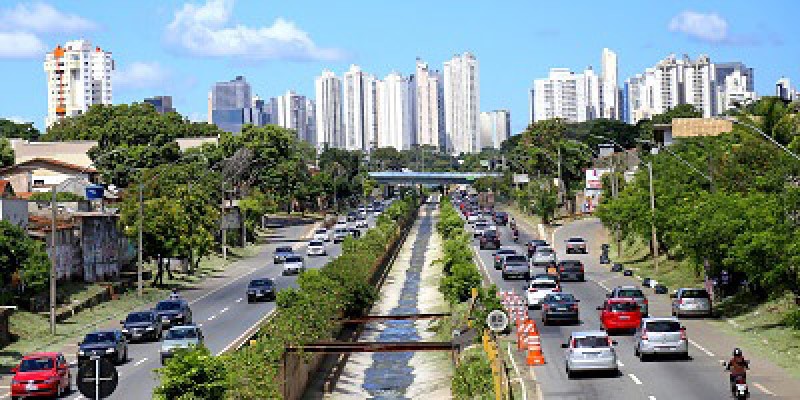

{"left": 532, "top": 67, "right": 600, "bottom": 123}
{"left": 44, "top": 39, "right": 114, "bottom": 127}
{"left": 415, "top": 59, "right": 443, "bottom": 149}
{"left": 601, "top": 48, "right": 619, "bottom": 119}
{"left": 342, "top": 65, "right": 367, "bottom": 151}
{"left": 314, "top": 70, "right": 343, "bottom": 150}
{"left": 443, "top": 52, "right": 480, "bottom": 154}
{"left": 479, "top": 110, "right": 511, "bottom": 150}
{"left": 377, "top": 72, "right": 414, "bottom": 150}
{"left": 276, "top": 90, "right": 312, "bottom": 143}
{"left": 363, "top": 74, "right": 379, "bottom": 150}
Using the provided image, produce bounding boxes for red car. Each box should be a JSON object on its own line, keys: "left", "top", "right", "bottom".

{"left": 10, "top": 352, "right": 71, "bottom": 399}
{"left": 598, "top": 298, "right": 641, "bottom": 333}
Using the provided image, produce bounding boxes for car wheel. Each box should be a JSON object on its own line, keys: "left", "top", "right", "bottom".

{"left": 543, "top": 316, "right": 548, "bottom": 325}
{"left": 502, "top": 273, "right": 508, "bottom": 280}
{"left": 566, "top": 366, "right": 574, "bottom": 379}
{"left": 640, "top": 352, "right": 648, "bottom": 362}
{"left": 634, "top": 345, "right": 640, "bottom": 357}
{"left": 247, "top": 297, "right": 254, "bottom": 303}
{"left": 57, "top": 383, "right": 63, "bottom": 397}
{"left": 681, "top": 352, "right": 690, "bottom": 360}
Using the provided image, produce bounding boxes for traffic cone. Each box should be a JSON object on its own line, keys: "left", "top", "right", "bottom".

{"left": 526, "top": 334, "right": 546, "bottom": 365}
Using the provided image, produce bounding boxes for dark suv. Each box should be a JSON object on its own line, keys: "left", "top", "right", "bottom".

{"left": 78, "top": 330, "right": 128, "bottom": 365}
{"left": 154, "top": 299, "right": 193, "bottom": 328}
{"left": 479, "top": 229, "right": 501, "bottom": 250}
{"left": 493, "top": 212, "right": 509, "bottom": 225}
{"left": 273, "top": 246, "right": 294, "bottom": 264}
{"left": 121, "top": 310, "right": 162, "bottom": 342}
{"left": 247, "top": 278, "right": 276, "bottom": 303}
{"left": 558, "top": 260, "right": 585, "bottom": 282}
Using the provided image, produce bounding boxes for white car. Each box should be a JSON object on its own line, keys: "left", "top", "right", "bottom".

{"left": 563, "top": 331, "right": 618, "bottom": 378}
{"left": 313, "top": 229, "right": 331, "bottom": 242}
{"left": 526, "top": 278, "right": 560, "bottom": 309}
{"left": 282, "top": 255, "right": 305, "bottom": 275}
{"left": 531, "top": 247, "right": 557, "bottom": 267}
{"left": 307, "top": 240, "right": 327, "bottom": 256}
{"left": 467, "top": 214, "right": 481, "bottom": 224}
{"left": 333, "top": 222, "right": 347, "bottom": 231}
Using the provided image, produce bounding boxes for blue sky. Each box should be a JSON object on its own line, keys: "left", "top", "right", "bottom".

{"left": 1, "top": 0, "right": 798, "bottom": 133}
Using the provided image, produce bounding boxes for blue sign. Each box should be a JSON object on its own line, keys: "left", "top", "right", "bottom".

{"left": 85, "top": 185, "right": 104, "bottom": 200}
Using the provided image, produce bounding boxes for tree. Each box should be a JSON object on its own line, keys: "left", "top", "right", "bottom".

{"left": 0, "top": 118, "right": 40, "bottom": 140}
{"left": 29, "top": 192, "right": 84, "bottom": 202}
{"left": 0, "top": 220, "right": 49, "bottom": 294}
{"left": 0, "top": 137, "right": 13, "bottom": 168}
{"left": 154, "top": 346, "right": 228, "bottom": 400}
{"left": 651, "top": 104, "right": 702, "bottom": 124}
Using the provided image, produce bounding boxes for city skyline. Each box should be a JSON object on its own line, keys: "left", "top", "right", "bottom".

{"left": 1, "top": 0, "right": 798, "bottom": 133}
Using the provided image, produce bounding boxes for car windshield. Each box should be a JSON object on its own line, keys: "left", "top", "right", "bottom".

{"left": 616, "top": 289, "right": 644, "bottom": 298}
{"left": 567, "top": 238, "right": 585, "bottom": 242}
{"left": 536, "top": 249, "right": 554, "bottom": 255}
{"left": 682, "top": 289, "right": 709, "bottom": 298}
{"left": 497, "top": 249, "right": 516, "bottom": 255}
{"left": 276, "top": 247, "right": 292, "bottom": 254}
{"left": 532, "top": 282, "right": 557, "bottom": 289}
{"left": 475, "top": 223, "right": 487, "bottom": 229}
{"left": 285, "top": 256, "right": 303, "bottom": 263}
{"left": 505, "top": 255, "right": 528, "bottom": 263}
{"left": 546, "top": 294, "right": 575, "bottom": 303}
{"left": 309, "top": 241, "right": 323, "bottom": 246}
{"left": 156, "top": 301, "right": 182, "bottom": 311}
{"left": 560, "top": 262, "right": 582, "bottom": 271}
{"left": 483, "top": 230, "right": 498, "bottom": 238}
{"left": 645, "top": 321, "right": 681, "bottom": 332}
{"left": 335, "top": 229, "right": 347, "bottom": 233}
{"left": 315, "top": 229, "right": 327, "bottom": 234}
{"left": 495, "top": 212, "right": 507, "bottom": 217}
{"left": 84, "top": 332, "right": 115, "bottom": 343}
{"left": 573, "top": 336, "right": 610, "bottom": 348}
{"left": 18, "top": 358, "right": 54, "bottom": 372}
{"left": 165, "top": 328, "right": 198, "bottom": 340}
{"left": 609, "top": 302, "right": 638, "bottom": 312}
{"left": 248, "top": 279, "right": 272, "bottom": 288}
{"left": 126, "top": 312, "right": 153, "bottom": 323}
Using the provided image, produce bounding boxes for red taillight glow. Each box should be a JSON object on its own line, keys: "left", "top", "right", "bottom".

{"left": 641, "top": 328, "right": 648, "bottom": 340}
{"left": 529, "top": 288, "right": 537, "bottom": 292}
{"left": 680, "top": 327, "right": 687, "bottom": 340}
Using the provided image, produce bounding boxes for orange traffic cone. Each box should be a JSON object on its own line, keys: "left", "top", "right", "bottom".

{"left": 526, "top": 334, "right": 546, "bottom": 365}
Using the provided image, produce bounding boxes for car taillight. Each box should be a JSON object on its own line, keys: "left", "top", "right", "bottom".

{"left": 641, "top": 328, "right": 648, "bottom": 340}
{"left": 606, "top": 337, "right": 613, "bottom": 347}
{"left": 580, "top": 264, "right": 585, "bottom": 272}
{"left": 570, "top": 304, "right": 579, "bottom": 311}
{"left": 679, "top": 298, "right": 685, "bottom": 305}
{"left": 529, "top": 288, "right": 537, "bottom": 292}
{"left": 680, "top": 327, "right": 687, "bottom": 340}
{"left": 644, "top": 298, "right": 649, "bottom": 304}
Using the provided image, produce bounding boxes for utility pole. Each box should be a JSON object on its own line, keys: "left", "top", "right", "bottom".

{"left": 557, "top": 145, "right": 563, "bottom": 204}
{"left": 137, "top": 182, "right": 143, "bottom": 298}
{"left": 648, "top": 161, "right": 659, "bottom": 273}
{"left": 49, "top": 186, "right": 57, "bottom": 335}
{"left": 221, "top": 180, "right": 227, "bottom": 260}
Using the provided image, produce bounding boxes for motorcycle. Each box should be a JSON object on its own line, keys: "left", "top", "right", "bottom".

{"left": 724, "top": 361, "right": 750, "bottom": 399}
{"left": 512, "top": 229, "right": 519, "bottom": 243}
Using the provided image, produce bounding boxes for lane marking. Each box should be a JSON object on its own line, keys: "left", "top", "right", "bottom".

{"left": 590, "top": 278, "right": 611, "bottom": 292}
{"left": 133, "top": 358, "right": 148, "bottom": 367}
{"left": 207, "top": 315, "right": 217, "bottom": 321}
{"left": 217, "top": 309, "right": 276, "bottom": 356}
{"left": 220, "top": 307, "right": 229, "bottom": 313}
{"left": 198, "top": 323, "right": 203, "bottom": 327}
{"left": 628, "top": 373, "right": 643, "bottom": 385}
{"left": 753, "top": 382, "right": 775, "bottom": 396}
{"left": 506, "top": 342, "right": 528, "bottom": 400}
{"left": 617, "top": 360, "right": 625, "bottom": 367}
{"left": 471, "top": 245, "right": 495, "bottom": 285}
{"left": 236, "top": 298, "right": 243, "bottom": 303}
{"left": 688, "top": 339, "right": 715, "bottom": 357}
{"left": 649, "top": 396, "right": 657, "bottom": 400}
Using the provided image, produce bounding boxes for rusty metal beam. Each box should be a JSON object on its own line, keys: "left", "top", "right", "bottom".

{"left": 338, "top": 313, "right": 450, "bottom": 323}
{"left": 287, "top": 341, "right": 455, "bottom": 354}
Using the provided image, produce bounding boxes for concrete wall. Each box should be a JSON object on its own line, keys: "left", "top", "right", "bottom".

{"left": 0, "top": 199, "right": 29, "bottom": 229}
{"left": 79, "top": 216, "right": 125, "bottom": 282}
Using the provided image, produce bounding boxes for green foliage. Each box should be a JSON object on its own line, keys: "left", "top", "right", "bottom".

{"left": 0, "top": 220, "right": 50, "bottom": 293}
{"left": 28, "top": 191, "right": 84, "bottom": 202}
{"left": 451, "top": 350, "right": 495, "bottom": 400}
{"left": 781, "top": 309, "right": 800, "bottom": 330}
{"left": 154, "top": 346, "right": 228, "bottom": 400}
{"left": 651, "top": 104, "right": 702, "bottom": 124}
{"left": 437, "top": 199, "right": 483, "bottom": 303}
{"left": 0, "top": 137, "right": 13, "bottom": 168}
{"left": 0, "top": 118, "right": 39, "bottom": 141}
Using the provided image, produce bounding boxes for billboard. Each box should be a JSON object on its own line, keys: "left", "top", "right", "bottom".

{"left": 513, "top": 174, "right": 529, "bottom": 184}
{"left": 585, "top": 168, "right": 611, "bottom": 190}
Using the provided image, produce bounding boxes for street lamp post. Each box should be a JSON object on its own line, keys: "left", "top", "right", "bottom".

{"left": 647, "top": 160, "right": 659, "bottom": 273}
{"left": 590, "top": 134, "right": 626, "bottom": 257}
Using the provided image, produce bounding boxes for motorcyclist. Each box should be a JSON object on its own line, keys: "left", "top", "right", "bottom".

{"left": 509, "top": 217, "right": 517, "bottom": 230}
{"left": 512, "top": 228, "right": 520, "bottom": 242}
{"left": 169, "top": 289, "right": 181, "bottom": 300}
{"left": 726, "top": 348, "right": 749, "bottom": 394}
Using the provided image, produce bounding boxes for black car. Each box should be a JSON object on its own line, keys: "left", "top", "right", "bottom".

{"left": 493, "top": 211, "right": 509, "bottom": 226}
{"left": 479, "top": 230, "right": 501, "bottom": 250}
{"left": 78, "top": 330, "right": 128, "bottom": 365}
{"left": 121, "top": 310, "right": 162, "bottom": 342}
{"left": 247, "top": 278, "right": 276, "bottom": 303}
{"left": 558, "top": 260, "right": 585, "bottom": 282}
{"left": 348, "top": 228, "right": 362, "bottom": 239}
{"left": 527, "top": 239, "right": 549, "bottom": 258}
{"left": 273, "top": 246, "right": 294, "bottom": 264}
{"left": 611, "top": 263, "right": 624, "bottom": 272}
{"left": 154, "top": 299, "right": 192, "bottom": 327}
{"left": 541, "top": 293, "right": 580, "bottom": 325}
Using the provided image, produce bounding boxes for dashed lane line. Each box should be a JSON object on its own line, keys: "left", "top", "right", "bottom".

{"left": 648, "top": 396, "right": 657, "bottom": 400}
{"left": 220, "top": 307, "right": 229, "bottom": 313}
{"left": 236, "top": 298, "right": 243, "bottom": 303}
{"left": 617, "top": 360, "right": 625, "bottom": 367}
{"left": 133, "top": 358, "right": 148, "bottom": 367}
{"left": 628, "top": 373, "right": 643, "bottom": 385}
{"left": 753, "top": 382, "right": 776, "bottom": 396}
{"left": 590, "top": 277, "right": 611, "bottom": 292}
{"left": 207, "top": 315, "right": 217, "bottom": 321}
{"left": 506, "top": 342, "right": 528, "bottom": 400}
{"left": 687, "top": 338, "right": 715, "bottom": 357}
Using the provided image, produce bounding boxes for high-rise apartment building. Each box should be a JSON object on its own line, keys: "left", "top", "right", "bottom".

{"left": 305, "top": 98, "right": 317, "bottom": 145}
{"left": 415, "top": 59, "right": 444, "bottom": 149}
{"left": 44, "top": 39, "right": 114, "bottom": 127}
{"left": 342, "top": 65, "right": 368, "bottom": 151}
{"left": 315, "top": 70, "right": 343, "bottom": 150}
{"left": 443, "top": 52, "right": 480, "bottom": 154}
{"left": 601, "top": 48, "right": 619, "bottom": 119}
{"left": 377, "top": 72, "right": 414, "bottom": 150}
{"left": 143, "top": 96, "right": 176, "bottom": 114}
{"left": 211, "top": 76, "right": 253, "bottom": 133}
{"left": 479, "top": 110, "right": 511, "bottom": 150}
{"left": 777, "top": 77, "right": 796, "bottom": 102}
{"left": 531, "top": 67, "right": 600, "bottom": 123}
{"left": 363, "top": 74, "right": 379, "bottom": 150}
{"left": 276, "top": 90, "right": 313, "bottom": 144}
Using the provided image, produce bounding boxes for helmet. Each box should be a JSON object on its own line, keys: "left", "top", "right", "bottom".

{"left": 733, "top": 348, "right": 742, "bottom": 357}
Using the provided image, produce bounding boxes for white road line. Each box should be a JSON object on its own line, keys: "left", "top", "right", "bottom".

{"left": 220, "top": 307, "right": 229, "bottom": 313}
{"left": 617, "top": 360, "right": 625, "bottom": 367}
{"left": 628, "top": 373, "right": 643, "bottom": 385}
{"left": 753, "top": 382, "right": 776, "bottom": 396}
{"left": 688, "top": 338, "right": 715, "bottom": 357}
{"left": 133, "top": 357, "right": 148, "bottom": 367}
{"left": 198, "top": 323, "right": 203, "bottom": 327}
{"left": 216, "top": 309, "right": 276, "bottom": 355}
{"left": 207, "top": 315, "right": 217, "bottom": 321}
{"left": 236, "top": 298, "right": 243, "bottom": 303}
{"left": 471, "top": 246, "right": 495, "bottom": 285}
{"left": 648, "top": 396, "right": 657, "bottom": 400}
{"left": 506, "top": 342, "right": 528, "bottom": 400}
{"left": 590, "top": 278, "right": 611, "bottom": 292}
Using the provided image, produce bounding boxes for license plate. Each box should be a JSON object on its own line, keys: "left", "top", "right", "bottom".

{"left": 132, "top": 332, "right": 141, "bottom": 337}
{"left": 162, "top": 317, "right": 170, "bottom": 321}
{"left": 556, "top": 307, "right": 568, "bottom": 311}
{"left": 619, "top": 316, "right": 630, "bottom": 320}
{"left": 736, "top": 384, "right": 747, "bottom": 391}
{"left": 26, "top": 382, "right": 36, "bottom": 391}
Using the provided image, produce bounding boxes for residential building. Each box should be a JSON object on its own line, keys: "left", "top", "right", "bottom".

{"left": 211, "top": 76, "right": 253, "bottom": 133}
{"left": 143, "top": 96, "right": 176, "bottom": 114}
{"left": 479, "top": 110, "right": 511, "bottom": 150}
{"left": 601, "top": 48, "right": 619, "bottom": 119}
{"left": 305, "top": 98, "right": 317, "bottom": 145}
{"left": 377, "top": 72, "right": 414, "bottom": 150}
{"left": 276, "top": 90, "right": 313, "bottom": 143}
{"left": 777, "top": 77, "right": 796, "bottom": 102}
{"left": 44, "top": 39, "right": 114, "bottom": 127}
{"left": 0, "top": 158, "right": 97, "bottom": 194}
{"left": 443, "top": 52, "right": 480, "bottom": 154}
{"left": 315, "top": 70, "right": 343, "bottom": 150}
{"left": 415, "top": 59, "right": 444, "bottom": 149}
{"left": 531, "top": 67, "right": 600, "bottom": 123}
{"left": 717, "top": 69, "right": 757, "bottom": 113}
{"left": 364, "top": 75, "right": 379, "bottom": 150}
{"left": 342, "top": 65, "right": 368, "bottom": 151}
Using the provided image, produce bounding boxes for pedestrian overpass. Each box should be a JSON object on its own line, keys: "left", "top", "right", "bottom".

{"left": 368, "top": 171, "right": 502, "bottom": 185}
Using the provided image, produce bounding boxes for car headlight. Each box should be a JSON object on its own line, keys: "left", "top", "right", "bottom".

{"left": 78, "top": 350, "right": 86, "bottom": 356}
{"left": 106, "top": 348, "right": 116, "bottom": 353}
{"left": 176, "top": 313, "right": 183, "bottom": 319}
{"left": 146, "top": 326, "right": 155, "bottom": 330}
{"left": 121, "top": 328, "right": 128, "bottom": 333}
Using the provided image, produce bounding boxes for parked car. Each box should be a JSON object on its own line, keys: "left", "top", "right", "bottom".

{"left": 541, "top": 293, "right": 580, "bottom": 325}
{"left": 525, "top": 277, "right": 560, "bottom": 309}
{"left": 78, "top": 330, "right": 128, "bottom": 365}
{"left": 479, "top": 229, "right": 501, "bottom": 250}
{"left": 671, "top": 288, "right": 712, "bottom": 317}
{"left": 313, "top": 229, "right": 331, "bottom": 242}
{"left": 333, "top": 228, "right": 349, "bottom": 243}
{"left": 492, "top": 248, "right": 517, "bottom": 269}
{"left": 154, "top": 299, "right": 193, "bottom": 327}
{"left": 531, "top": 247, "right": 557, "bottom": 268}
{"left": 557, "top": 260, "right": 585, "bottom": 282}
{"left": 527, "top": 239, "right": 549, "bottom": 258}
{"left": 598, "top": 298, "right": 642, "bottom": 333}
{"left": 307, "top": 240, "right": 327, "bottom": 256}
{"left": 10, "top": 353, "right": 71, "bottom": 399}
{"left": 121, "top": 310, "right": 162, "bottom": 342}
{"left": 608, "top": 286, "right": 649, "bottom": 316}
{"left": 562, "top": 331, "right": 619, "bottom": 378}
{"left": 273, "top": 246, "right": 294, "bottom": 264}
{"left": 282, "top": 255, "right": 306, "bottom": 275}
{"left": 565, "top": 237, "right": 588, "bottom": 254}
{"left": 634, "top": 317, "right": 689, "bottom": 360}
{"left": 501, "top": 255, "right": 530, "bottom": 280}
{"left": 493, "top": 211, "right": 509, "bottom": 225}
{"left": 160, "top": 325, "right": 204, "bottom": 365}
{"left": 247, "top": 278, "right": 276, "bottom": 303}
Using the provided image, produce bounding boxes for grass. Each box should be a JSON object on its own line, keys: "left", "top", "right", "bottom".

{"left": 609, "top": 237, "right": 704, "bottom": 290}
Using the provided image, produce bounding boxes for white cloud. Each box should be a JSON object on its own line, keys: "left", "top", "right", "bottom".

{"left": 165, "top": 0, "right": 346, "bottom": 61}
{"left": 115, "top": 62, "right": 171, "bottom": 90}
{"left": 4, "top": 116, "right": 34, "bottom": 124}
{"left": 1, "top": 2, "right": 97, "bottom": 33}
{"left": 0, "top": 31, "right": 46, "bottom": 58}
{"left": 668, "top": 11, "right": 729, "bottom": 43}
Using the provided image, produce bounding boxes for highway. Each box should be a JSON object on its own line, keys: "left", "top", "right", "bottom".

{"left": 60, "top": 214, "right": 372, "bottom": 400}
{"left": 469, "top": 213, "right": 787, "bottom": 400}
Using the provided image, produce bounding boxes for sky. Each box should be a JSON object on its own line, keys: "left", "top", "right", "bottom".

{"left": 1, "top": 0, "right": 798, "bottom": 133}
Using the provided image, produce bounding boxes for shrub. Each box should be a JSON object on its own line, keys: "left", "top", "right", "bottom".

{"left": 451, "top": 349, "right": 495, "bottom": 399}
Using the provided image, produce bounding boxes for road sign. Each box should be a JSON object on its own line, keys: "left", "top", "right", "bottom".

{"left": 77, "top": 357, "right": 118, "bottom": 399}
{"left": 486, "top": 309, "right": 509, "bottom": 332}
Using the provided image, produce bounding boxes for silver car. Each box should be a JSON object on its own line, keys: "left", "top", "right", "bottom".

{"left": 307, "top": 240, "right": 327, "bottom": 256}
{"left": 282, "top": 255, "right": 306, "bottom": 275}
{"left": 671, "top": 288, "right": 712, "bottom": 317}
{"left": 160, "top": 325, "right": 204, "bottom": 364}
{"left": 634, "top": 317, "right": 689, "bottom": 360}
{"left": 562, "top": 331, "right": 618, "bottom": 378}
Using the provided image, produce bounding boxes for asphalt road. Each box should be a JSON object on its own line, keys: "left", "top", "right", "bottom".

{"left": 469, "top": 215, "right": 782, "bottom": 400}
{"left": 56, "top": 214, "right": 374, "bottom": 400}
